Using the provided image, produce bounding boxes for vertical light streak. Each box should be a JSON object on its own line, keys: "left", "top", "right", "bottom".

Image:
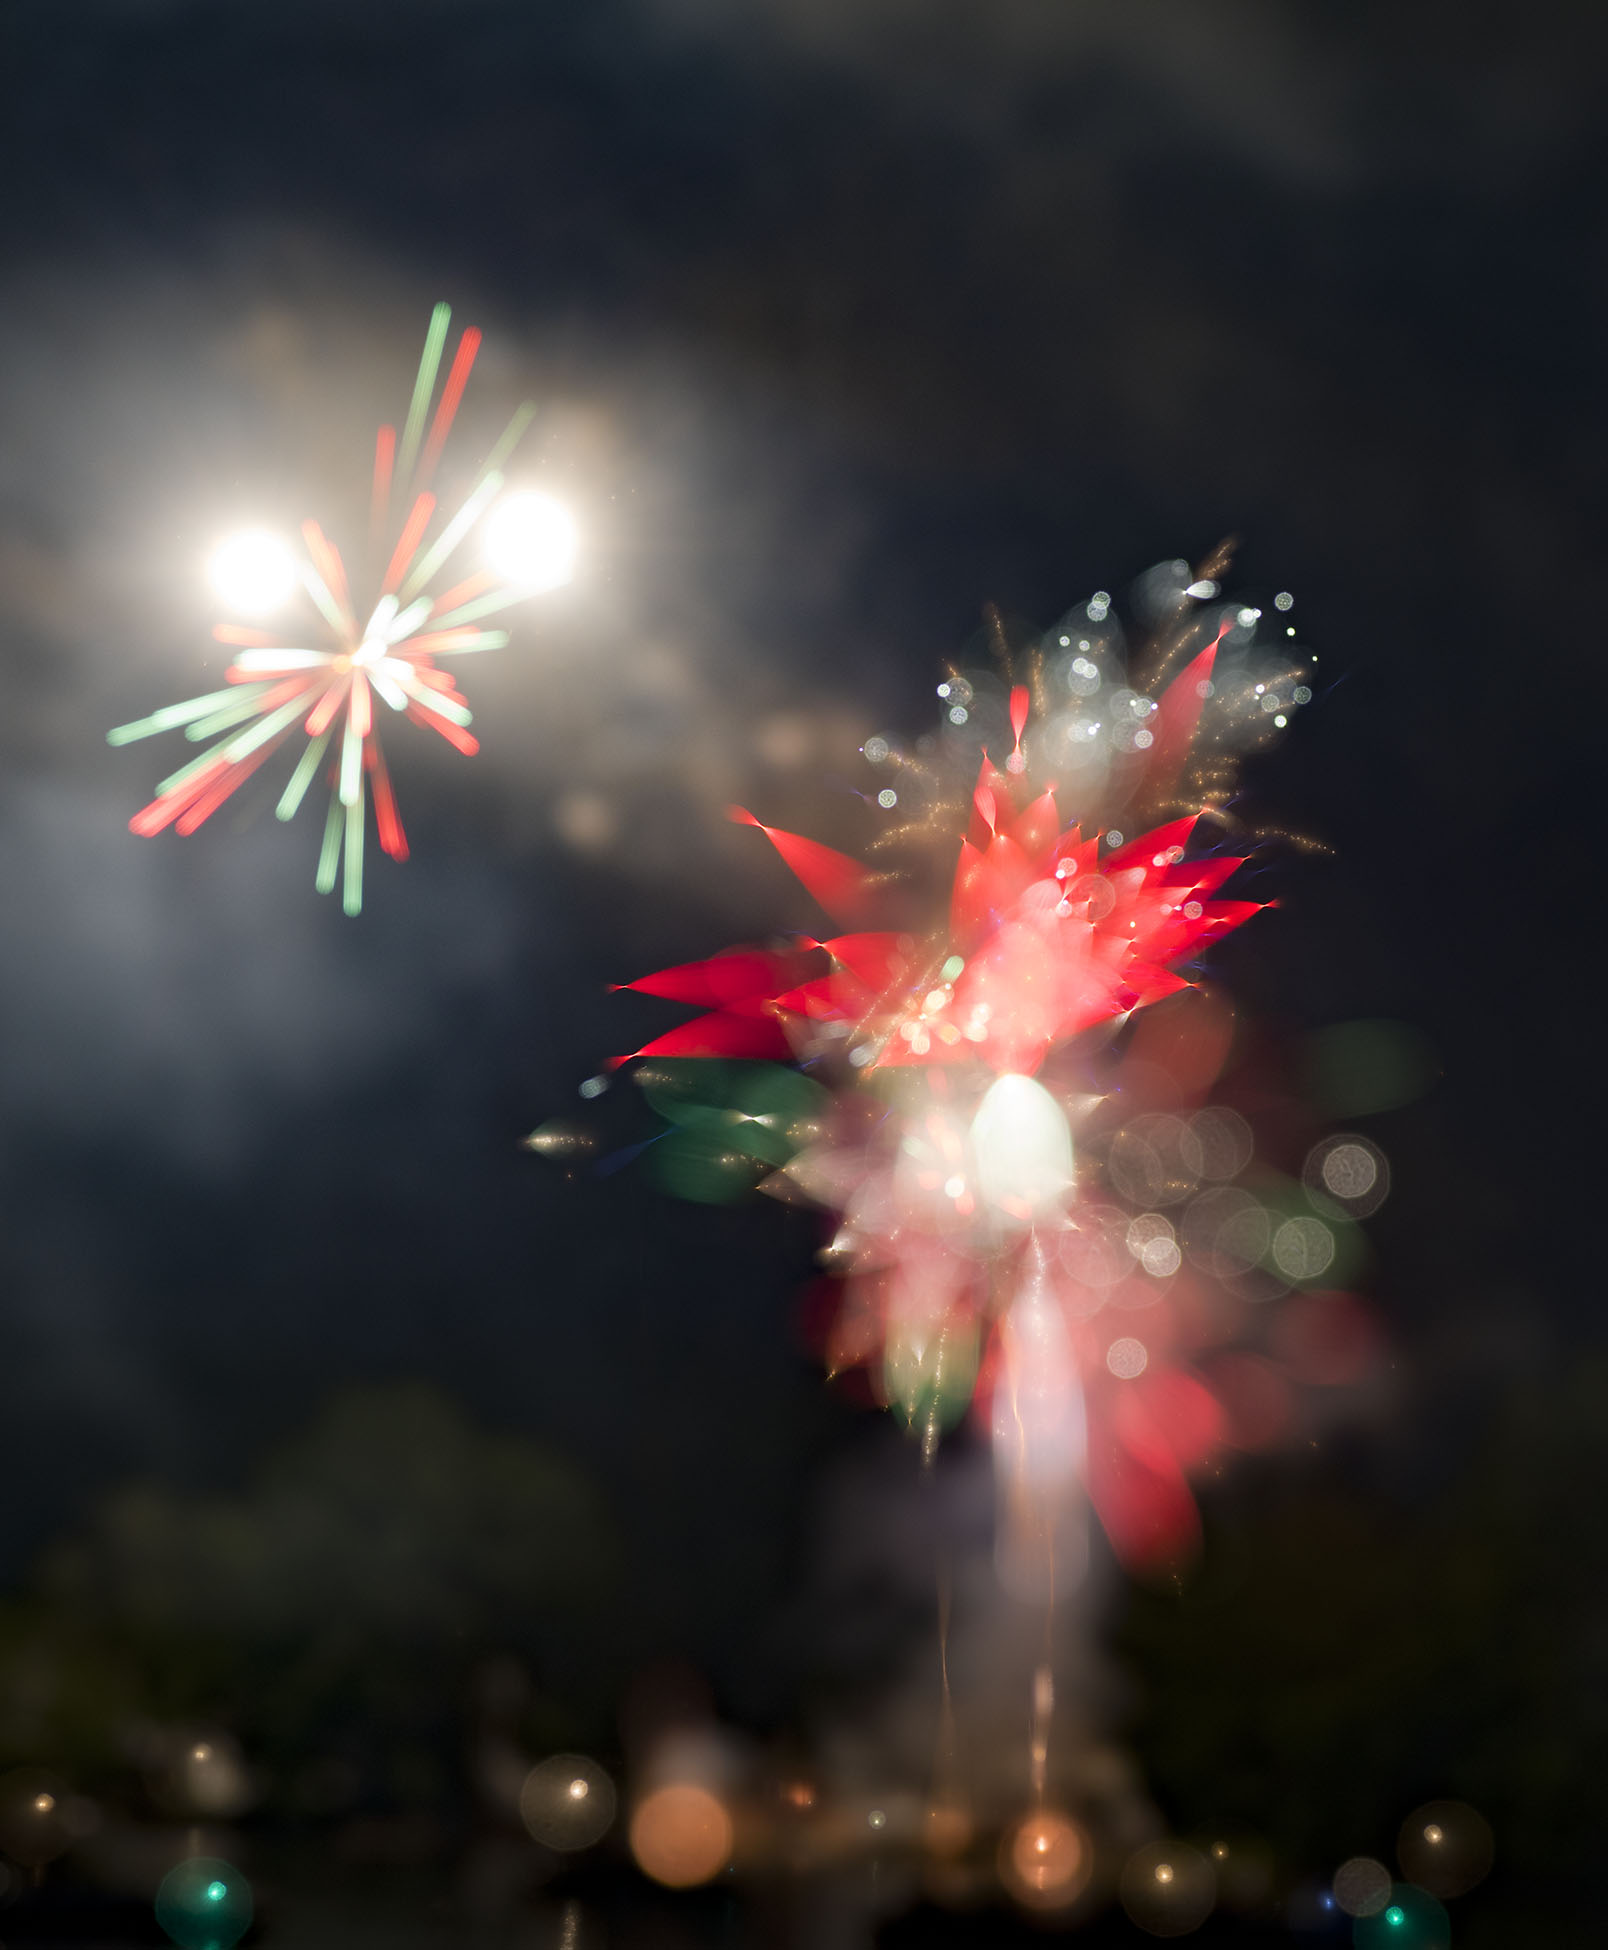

{"left": 380, "top": 492, "right": 436, "bottom": 597}
{"left": 1029, "top": 1663, "right": 1054, "bottom": 1805}
{"left": 276, "top": 729, "right": 332, "bottom": 822}
{"left": 315, "top": 794, "right": 343, "bottom": 894}
{"left": 371, "top": 423, "right": 396, "bottom": 539}
{"left": 348, "top": 668, "right": 373, "bottom": 742}
{"left": 416, "top": 326, "right": 481, "bottom": 485}
{"left": 301, "top": 520, "right": 354, "bottom": 636}
{"left": 338, "top": 713, "right": 363, "bottom": 808}
{"left": 342, "top": 787, "right": 365, "bottom": 916}
{"left": 368, "top": 740, "right": 408, "bottom": 861}
{"left": 395, "top": 300, "right": 451, "bottom": 489}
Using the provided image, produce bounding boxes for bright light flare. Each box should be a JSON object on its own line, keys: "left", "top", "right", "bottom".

{"left": 519, "top": 1754, "right": 617, "bottom": 1852}
{"left": 998, "top": 1808, "right": 1092, "bottom": 1911}
{"left": 206, "top": 530, "right": 299, "bottom": 616}
{"left": 483, "top": 490, "right": 578, "bottom": 592}
{"left": 1120, "top": 1840, "right": 1216, "bottom": 1936}
{"left": 969, "top": 1073, "right": 1073, "bottom": 1221}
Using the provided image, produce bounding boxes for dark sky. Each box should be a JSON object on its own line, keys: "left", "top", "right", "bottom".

{"left": 1, "top": 0, "right": 1604, "bottom": 1730}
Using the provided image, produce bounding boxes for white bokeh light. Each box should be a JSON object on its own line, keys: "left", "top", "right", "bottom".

{"left": 206, "top": 530, "right": 299, "bottom": 616}
{"left": 482, "top": 490, "right": 578, "bottom": 592}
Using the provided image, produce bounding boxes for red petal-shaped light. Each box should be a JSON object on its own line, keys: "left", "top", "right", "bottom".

{"left": 729, "top": 806, "right": 879, "bottom": 928}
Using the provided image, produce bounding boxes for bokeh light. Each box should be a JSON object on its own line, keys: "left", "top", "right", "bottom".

{"left": 1332, "top": 1855, "right": 1392, "bottom": 1916}
{"left": 519, "top": 1754, "right": 617, "bottom": 1852}
{"left": 482, "top": 489, "right": 578, "bottom": 591}
{"left": 1272, "top": 1214, "right": 1337, "bottom": 1281}
{"left": 1396, "top": 1800, "right": 1493, "bottom": 1898}
{"left": 629, "top": 1782, "right": 734, "bottom": 1887}
{"left": 205, "top": 528, "right": 299, "bottom": 615}
{"left": 1108, "top": 1114, "right": 1201, "bottom": 1207}
{"left": 997, "top": 1808, "right": 1092, "bottom": 1911}
{"left": 155, "top": 1857, "right": 253, "bottom": 1950}
{"left": 1107, "top": 1336, "right": 1150, "bottom": 1378}
{"left": 1187, "top": 1106, "right": 1254, "bottom": 1181}
{"left": 1352, "top": 1881, "right": 1450, "bottom": 1949}
{"left": 156, "top": 1731, "right": 254, "bottom": 1818}
{"left": 1120, "top": 1839, "right": 1216, "bottom": 1936}
{"left": 1305, "top": 1134, "right": 1391, "bottom": 1218}
{"left": 0, "top": 1769, "right": 76, "bottom": 1868}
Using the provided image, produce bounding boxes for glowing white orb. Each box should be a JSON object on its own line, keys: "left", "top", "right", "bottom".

{"left": 483, "top": 490, "right": 578, "bottom": 591}
{"left": 969, "top": 1073, "right": 1073, "bottom": 1220}
{"left": 206, "top": 530, "right": 299, "bottom": 616}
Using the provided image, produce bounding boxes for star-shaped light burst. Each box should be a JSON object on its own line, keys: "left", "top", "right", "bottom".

{"left": 615, "top": 647, "right": 1264, "bottom": 1081}
{"left": 110, "top": 304, "right": 577, "bottom": 913}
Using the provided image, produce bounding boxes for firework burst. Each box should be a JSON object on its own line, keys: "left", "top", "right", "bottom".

{"left": 110, "top": 304, "right": 575, "bottom": 913}
{"left": 584, "top": 561, "right": 1364, "bottom": 1573}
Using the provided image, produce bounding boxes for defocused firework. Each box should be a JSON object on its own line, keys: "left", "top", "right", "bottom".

{"left": 110, "top": 304, "right": 575, "bottom": 913}
{"left": 580, "top": 562, "right": 1371, "bottom": 1574}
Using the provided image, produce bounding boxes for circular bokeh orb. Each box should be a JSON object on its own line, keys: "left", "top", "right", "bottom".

{"left": 1352, "top": 1882, "right": 1450, "bottom": 1950}
{"left": 482, "top": 490, "right": 578, "bottom": 592}
{"left": 518, "top": 1755, "right": 617, "bottom": 1853}
{"left": 0, "top": 1770, "right": 74, "bottom": 1868}
{"left": 206, "top": 530, "right": 298, "bottom": 616}
{"left": 629, "top": 1783, "right": 733, "bottom": 1888}
{"left": 1120, "top": 1840, "right": 1215, "bottom": 1936}
{"left": 1333, "top": 1855, "right": 1393, "bottom": 1917}
{"left": 155, "top": 1857, "right": 252, "bottom": 1950}
{"left": 162, "top": 1734, "right": 254, "bottom": 1819}
{"left": 998, "top": 1807, "right": 1091, "bottom": 1911}
{"left": 1396, "top": 1801, "right": 1493, "bottom": 1898}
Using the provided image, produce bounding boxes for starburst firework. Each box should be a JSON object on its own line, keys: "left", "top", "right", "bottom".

{"left": 110, "top": 304, "right": 572, "bottom": 913}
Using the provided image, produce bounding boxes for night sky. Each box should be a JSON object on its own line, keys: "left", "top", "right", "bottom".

{"left": 1, "top": 2, "right": 1605, "bottom": 1938}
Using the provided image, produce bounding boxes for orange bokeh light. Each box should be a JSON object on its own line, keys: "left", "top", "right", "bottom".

{"left": 629, "top": 1783, "right": 734, "bottom": 1888}
{"left": 998, "top": 1808, "right": 1092, "bottom": 1910}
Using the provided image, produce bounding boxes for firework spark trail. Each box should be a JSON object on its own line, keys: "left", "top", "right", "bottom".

{"left": 110, "top": 307, "right": 575, "bottom": 912}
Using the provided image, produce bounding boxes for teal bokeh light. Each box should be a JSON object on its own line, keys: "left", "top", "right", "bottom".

{"left": 156, "top": 1857, "right": 252, "bottom": 1950}
{"left": 1353, "top": 1883, "right": 1449, "bottom": 1950}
